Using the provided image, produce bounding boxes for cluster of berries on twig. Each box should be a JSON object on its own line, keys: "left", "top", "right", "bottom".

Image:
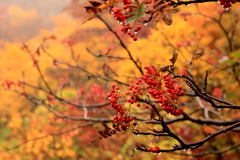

{"left": 111, "top": 0, "right": 147, "bottom": 42}
{"left": 147, "top": 146, "right": 160, "bottom": 152}
{"left": 219, "top": 0, "right": 238, "bottom": 10}
{"left": 108, "top": 65, "right": 185, "bottom": 126}
{"left": 107, "top": 85, "right": 136, "bottom": 130}
{"left": 140, "top": 65, "right": 184, "bottom": 116}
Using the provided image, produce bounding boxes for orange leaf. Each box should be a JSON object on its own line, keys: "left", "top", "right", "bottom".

{"left": 98, "top": 3, "right": 108, "bottom": 9}
{"left": 84, "top": 6, "right": 102, "bottom": 15}
{"left": 163, "top": 9, "right": 178, "bottom": 15}
{"left": 105, "top": 0, "right": 119, "bottom": 7}
{"left": 81, "top": 16, "right": 95, "bottom": 26}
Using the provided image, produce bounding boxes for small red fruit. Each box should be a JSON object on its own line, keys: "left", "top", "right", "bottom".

{"left": 153, "top": 146, "right": 160, "bottom": 152}
{"left": 145, "top": 105, "right": 149, "bottom": 109}
{"left": 147, "top": 148, "right": 152, "bottom": 152}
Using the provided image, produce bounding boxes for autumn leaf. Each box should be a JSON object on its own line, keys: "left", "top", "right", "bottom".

{"left": 43, "top": 35, "right": 56, "bottom": 41}
{"left": 192, "top": 48, "right": 204, "bottom": 60}
{"left": 152, "top": 10, "right": 160, "bottom": 19}
{"left": 97, "top": 123, "right": 121, "bottom": 138}
{"left": 102, "top": 123, "right": 111, "bottom": 131}
{"left": 81, "top": 16, "right": 95, "bottom": 26}
{"left": 169, "top": 50, "right": 178, "bottom": 65}
{"left": 112, "top": 123, "right": 121, "bottom": 132}
{"left": 153, "top": 0, "right": 165, "bottom": 9}
{"left": 98, "top": 130, "right": 111, "bottom": 138}
{"left": 150, "top": 108, "right": 156, "bottom": 119}
{"left": 162, "top": 14, "right": 172, "bottom": 25}
{"left": 109, "top": 129, "right": 117, "bottom": 135}
{"left": 84, "top": 6, "right": 102, "bottom": 15}
{"left": 35, "top": 47, "right": 40, "bottom": 56}
{"left": 105, "top": 0, "right": 119, "bottom": 7}
{"left": 98, "top": 3, "right": 108, "bottom": 9}
{"left": 154, "top": 1, "right": 176, "bottom": 10}
{"left": 163, "top": 8, "right": 178, "bottom": 15}
{"left": 89, "top": 1, "right": 102, "bottom": 7}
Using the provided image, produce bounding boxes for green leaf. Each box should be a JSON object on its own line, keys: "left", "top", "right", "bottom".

{"left": 127, "top": 10, "right": 138, "bottom": 15}
{"left": 224, "top": 59, "right": 235, "bottom": 65}
{"left": 231, "top": 51, "right": 240, "bottom": 58}
{"left": 22, "top": 117, "right": 29, "bottom": 126}
{"left": 0, "top": 128, "right": 11, "bottom": 137}
{"left": 126, "top": 15, "right": 137, "bottom": 24}
{"left": 138, "top": 4, "right": 147, "bottom": 18}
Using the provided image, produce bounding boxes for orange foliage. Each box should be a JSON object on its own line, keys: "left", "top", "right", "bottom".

{"left": 0, "top": 1, "right": 240, "bottom": 160}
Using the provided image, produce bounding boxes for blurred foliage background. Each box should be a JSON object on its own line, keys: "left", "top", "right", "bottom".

{"left": 0, "top": 0, "right": 240, "bottom": 159}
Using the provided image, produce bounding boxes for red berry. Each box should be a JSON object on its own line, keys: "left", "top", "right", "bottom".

{"left": 133, "top": 122, "right": 138, "bottom": 126}
{"left": 147, "top": 148, "right": 152, "bottom": 152}
{"left": 153, "top": 146, "right": 160, "bottom": 152}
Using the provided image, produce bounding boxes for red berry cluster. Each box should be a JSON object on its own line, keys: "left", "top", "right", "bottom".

{"left": 142, "top": 66, "right": 184, "bottom": 116}
{"left": 48, "top": 94, "right": 55, "bottom": 105}
{"left": 111, "top": 0, "right": 143, "bottom": 42}
{"left": 125, "top": 81, "right": 143, "bottom": 103}
{"left": 17, "top": 81, "right": 23, "bottom": 87}
{"left": 124, "top": 65, "right": 184, "bottom": 116}
{"left": 179, "top": 12, "right": 194, "bottom": 21}
{"left": 121, "top": 25, "right": 142, "bottom": 42}
{"left": 161, "top": 75, "right": 184, "bottom": 115}
{"left": 66, "top": 39, "right": 76, "bottom": 46}
{"left": 108, "top": 66, "right": 185, "bottom": 120}
{"left": 219, "top": 0, "right": 238, "bottom": 9}
{"left": 5, "top": 80, "right": 14, "bottom": 89}
{"left": 111, "top": 7, "right": 126, "bottom": 23}
{"left": 147, "top": 146, "right": 160, "bottom": 152}
{"left": 176, "top": 38, "right": 195, "bottom": 48}
{"left": 5, "top": 80, "right": 25, "bottom": 94}
{"left": 53, "top": 59, "right": 58, "bottom": 66}
{"left": 107, "top": 84, "right": 135, "bottom": 128}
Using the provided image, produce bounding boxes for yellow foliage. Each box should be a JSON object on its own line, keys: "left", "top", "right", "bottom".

{"left": 7, "top": 114, "right": 22, "bottom": 129}
{"left": 0, "top": 2, "right": 240, "bottom": 160}
{"left": 7, "top": 5, "right": 36, "bottom": 18}
{"left": 7, "top": 5, "right": 37, "bottom": 26}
